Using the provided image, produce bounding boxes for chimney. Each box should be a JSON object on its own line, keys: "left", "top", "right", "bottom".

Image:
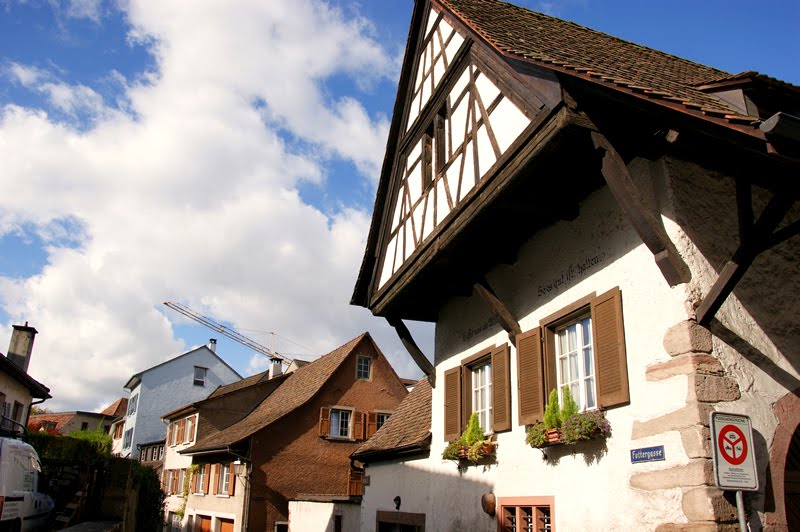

{"left": 7, "top": 322, "right": 37, "bottom": 373}
{"left": 269, "top": 357, "right": 282, "bottom": 379}
{"left": 208, "top": 338, "right": 217, "bottom": 352}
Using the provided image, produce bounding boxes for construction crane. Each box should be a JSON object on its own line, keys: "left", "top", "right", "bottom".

{"left": 163, "top": 301, "right": 292, "bottom": 365}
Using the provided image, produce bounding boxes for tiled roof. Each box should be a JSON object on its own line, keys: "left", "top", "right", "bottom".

{"left": 439, "top": 0, "right": 766, "bottom": 124}
{"left": 99, "top": 397, "right": 128, "bottom": 418}
{"left": 28, "top": 413, "right": 75, "bottom": 433}
{"left": 207, "top": 369, "right": 270, "bottom": 399}
{"left": 352, "top": 378, "right": 431, "bottom": 460}
{"left": 184, "top": 333, "right": 370, "bottom": 453}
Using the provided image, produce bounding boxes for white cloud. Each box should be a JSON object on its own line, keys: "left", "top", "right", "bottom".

{"left": 0, "top": 0, "right": 430, "bottom": 411}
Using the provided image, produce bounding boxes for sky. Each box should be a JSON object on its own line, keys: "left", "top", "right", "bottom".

{"left": 0, "top": 0, "right": 797, "bottom": 412}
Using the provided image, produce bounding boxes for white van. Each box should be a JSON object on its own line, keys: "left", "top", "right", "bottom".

{"left": 0, "top": 438, "right": 53, "bottom": 531}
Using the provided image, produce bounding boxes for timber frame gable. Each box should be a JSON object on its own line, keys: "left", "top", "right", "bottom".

{"left": 353, "top": 0, "right": 799, "bottom": 331}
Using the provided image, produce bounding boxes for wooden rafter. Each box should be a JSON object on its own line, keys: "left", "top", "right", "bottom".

{"left": 474, "top": 278, "right": 521, "bottom": 343}
{"left": 386, "top": 317, "right": 435, "bottom": 383}
{"left": 590, "top": 131, "right": 691, "bottom": 287}
{"left": 696, "top": 185, "right": 799, "bottom": 325}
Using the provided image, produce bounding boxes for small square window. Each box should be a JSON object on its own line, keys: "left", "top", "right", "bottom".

{"left": 330, "top": 409, "right": 352, "bottom": 438}
{"left": 376, "top": 413, "right": 390, "bottom": 430}
{"left": 194, "top": 366, "right": 207, "bottom": 386}
{"left": 356, "top": 356, "right": 371, "bottom": 380}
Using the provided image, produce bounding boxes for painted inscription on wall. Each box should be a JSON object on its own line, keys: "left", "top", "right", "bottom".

{"left": 462, "top": 316, "right": 499, "bottom": 343}
{"left": 537, "top": 252, "right": 607, "bottom": 298}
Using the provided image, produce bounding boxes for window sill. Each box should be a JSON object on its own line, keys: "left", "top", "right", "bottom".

{"left": 324, "top": 436, "right": 356, "bottom": 442}
{"left": 215, "top": 494, "right": 230, "bottom": 499}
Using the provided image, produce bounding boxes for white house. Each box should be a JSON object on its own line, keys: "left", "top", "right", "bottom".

{"left": 0, "top": 324, "right": 50, "bottom": 434}
{"left": 351, "top": 0, "right": 800, "bottom": 530}
{"left": 118, "top": 340, "right": 241, "bottom": 458}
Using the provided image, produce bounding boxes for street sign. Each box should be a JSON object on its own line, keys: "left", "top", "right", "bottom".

{"left": 710, "top": 412, "right": 758, "bottom": 491}
{"left": 630, "top": 445, "right": 665, "bottom": 464}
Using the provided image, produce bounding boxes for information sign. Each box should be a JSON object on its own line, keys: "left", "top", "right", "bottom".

{"left": 710, "top": 412, "right": 758, "bottom": 491}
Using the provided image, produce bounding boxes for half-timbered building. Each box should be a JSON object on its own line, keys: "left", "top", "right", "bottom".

{"left": 352, "top": 0, "right": 800, "bottom": 530}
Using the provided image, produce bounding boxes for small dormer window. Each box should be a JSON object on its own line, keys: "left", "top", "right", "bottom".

{"left": 356, "top": 356, "right": 372, "bottom": 380}
{"left": 194, "top": 366, "right": 207, "bottom": 386}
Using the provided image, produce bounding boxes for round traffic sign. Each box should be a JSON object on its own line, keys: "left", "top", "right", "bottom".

{"left": 718, "top": 424, "right": 747, "bottom": 465}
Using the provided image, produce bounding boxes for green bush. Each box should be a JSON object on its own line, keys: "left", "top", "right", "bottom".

{"left": 560, "top": 387, "right": 579, "bottom": 425}
{"left": 132, "top": 461, "right": 166, "bottom": 532}
{"left": 28, "top": 432, "right": 100, "bottom": 463}
{"left": 462, "top": 412, "right": 484, "bottom": 447}
{"left": 543, "top": 389, "right": 560, "bottom": 429}
{"left": 67, "top": 424, "right": 112, "bottom": 455}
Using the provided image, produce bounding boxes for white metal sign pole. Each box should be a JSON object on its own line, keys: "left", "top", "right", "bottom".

{"left": 709, "top": 412, "right": 759, "bottom": 532}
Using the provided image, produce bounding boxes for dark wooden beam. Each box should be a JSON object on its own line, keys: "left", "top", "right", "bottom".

{"left": 386, "top": 317, "right": 435, "bottom": 383}
{"left": 474, "top": 278, "right": 521, "bottom": 343}
{"left": 696, "top": 191, "right": 797, "bottom": 326}
{"left": 590, "top": 131, "right": 691, "bottom": 286}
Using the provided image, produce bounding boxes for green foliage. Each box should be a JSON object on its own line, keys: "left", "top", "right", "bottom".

{"left": 525, "top": 421, "right": 547, "bottom": 448}
{"left": 441, "top": 412, "right": 496, "bottom": 462}
{"left": 462, "top": 412, "right": 484, "bottom": 446}
{"left": 560, "top": 387, "right": 579, "bottom": 425}
{"left": 131, "top": 461, "right": 166, "bottom": 532}
{"left": 561, "top": 410, "right": 612, "bottom": 445}
{"left": 176, "top": 464, "right": 200, "bottom": 518}
{"left": 67, "top": 423, "right": 112, "bottom": 455}
{"left": 28, "top": 432, "right": 101, "bottom": 463}
{"left": 543, "top": 389, "right": 561, "bottom": 429}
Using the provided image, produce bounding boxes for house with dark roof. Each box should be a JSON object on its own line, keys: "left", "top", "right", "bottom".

{"left": 172, "top": 333, "right": 408, "bottom": 532}
{"left": 351, "top": 0, "right": 799, "bottom": 530}
{"left": 0, "top": 324, "right": 50, "bottom": 435}
{"left": 115, "top": 340, "right": 241, "bottom": 458}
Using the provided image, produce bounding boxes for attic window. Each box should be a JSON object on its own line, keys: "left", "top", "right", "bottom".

{"left": 194, "top": 366, "right": 207, "bottom": 386}
{"left": 356, "top": 355, "right": 372, "bottom": 380}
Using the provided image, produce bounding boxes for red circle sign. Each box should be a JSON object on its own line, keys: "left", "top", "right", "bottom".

{"left": 718, "top": 424, "right": 748, "bottom": 465}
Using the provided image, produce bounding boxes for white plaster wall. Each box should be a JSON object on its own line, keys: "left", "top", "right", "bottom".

{"left": 289, "top": 501, "right": 361, "bottom": 532}
{"left": 128, "top": 347, "right": 240, "bottom": 454}
{"left": 163, "top": 414, "right": 198, "bottom": 515}
{"left": 364, "top": 186, "right": 694, "bottom": 531}
{"left": 0, "top": 372, "right": 33, "bottom": 425}
{"left": 184, "top": 474, "right": 246, "bottom": 532}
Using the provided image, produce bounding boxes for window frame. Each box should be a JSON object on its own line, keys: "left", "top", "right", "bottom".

{"left": 193, "top": 366, "right": 208, "bottom": 387}
{"left": 553, "top": 312, "right": 596, "bottom": 412}
{"left": 329, "top": 408, "right": 353, "bottom": 439}
{"left": 127, "top": 394, "right": 138, "bottom": 416}
{"left": 376, "top": 412, "right": 391, "bottom": 431}
{"left": 356, "top": 355, "right": 372, "bottom": 380}
{"left": 496, "top": 496, "right": 554, "bottom": 532}
{"left": 122, "top": 428, "right": 133, "bottom": 449}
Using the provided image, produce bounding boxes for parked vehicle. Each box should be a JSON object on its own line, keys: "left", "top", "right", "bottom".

{"left": 0, "top": 437, "right": 53, "bottom": 531}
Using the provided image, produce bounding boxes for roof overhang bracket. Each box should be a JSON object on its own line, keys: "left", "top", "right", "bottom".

{"left": 696, "top": 179, "right": 799, "bottom": 326}
{"left": 386, "top": 317, "right": 435, "bottom": 386}
{"left": 590, "top": 131, "right": 692, "bottom": 287}
{"left": 474, "top": 278, "right": 521, "bottom": 344}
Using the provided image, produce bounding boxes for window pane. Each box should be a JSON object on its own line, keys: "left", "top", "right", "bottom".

{"left": 568, "top": 325, "right": 577, "bottom": 352}
{"left": 583, "top": 347, "right": 593, "bottom": 375}
{"left": 569, "top": 353, "right": 578, "bottom": 378}
{"left": 559, "top": 357, "right": 568, "bottom": 381}
{"left": 581, "top": 317, "right": 592, "bottom": 345}
{"left": 585, "top": 377, "right": 596, "bottom": 409}
{"left": 559, "top": 330, "right": 568, "bottom": 355}
{"left": 570, "top": 383, "right": 580, "bottom": 403}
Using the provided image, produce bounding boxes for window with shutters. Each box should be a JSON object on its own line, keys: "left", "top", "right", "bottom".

{"left": 376, "top": 413, "right": 390, "bottom": 430}
{"left": 443, "top": 343, "right": 511, "bottom": 441}
{"left": 195, "top": 464, "right": 206, "bottom": 494}
{"left": 319, "top": 407, "right": 365, "bottom": 440}
{"left": 218, "top": 463, "right": 230, "bottom": 495}
{"left": 516, "top": 287, "right": 629, "bottom": 427}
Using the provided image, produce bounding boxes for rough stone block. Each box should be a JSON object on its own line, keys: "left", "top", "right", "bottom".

{"left": 647, "top": 355, "right": 724, "bottom": 381}
{"left": 688, "top": 375, "right": 741, "bottom": 403}
{"left": 664, "top": 320, "right": 712, "bottom": 357}
{"left": 682, "top": 487, "right": 737, "bottom": 522}
{"left": 630, "top": 459, "right": 713, "bottom": 491}
{"left": 681, "top": 426, "right": 711, "bottom": 459}
{"left": 632, "top": 403, "right": 714, "bottom": 440}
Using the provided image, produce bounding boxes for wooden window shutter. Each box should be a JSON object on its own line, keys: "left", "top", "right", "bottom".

{"left": 166, "top": 423, "right": 173, "bottom": 446}
{"left": 517, "top": 328, "right": 545, "bottom": 425}
{"left": 192, "top": 468, "right": 198, "bottom": 493}
{"left": 228, "top": 462, "right": 235, "bottom": 496}
{"left": 319, "top": 407, "right": 330, "bottom": 437}
{"left": 178, "top": 419, "right": 186, "bottom": 444}
{"left": 347, "top": 468, "right": 364, "bottom": 497}
{"left": 352, "top": 411, "right": 364, "bottom": 440}
{"left": 161, "top": 470, "right": 167, "bottom": 491}
{"left": 443, "top": 367, "right": 461, "bottom": 441}
{"left": 491, "top": 343, "right": 512, "bottom": 433}
{"left": 366, "top": 412, "right": 378, "bottom": 438}
{"left": 211, "top": 464, "right": 219, "bottom": 495}
{"left": 591, "top": 287, "right": 630, "bottom": 408}
{"left": 203, "top": 464, "right": 211, "bottom": 494}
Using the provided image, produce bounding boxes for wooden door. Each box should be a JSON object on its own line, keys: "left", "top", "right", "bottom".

{"left": 219, "top": 518, "right": 234, "bottom": 532}
{"left": 195, "top": 515, "right": 212, "bottom": 532}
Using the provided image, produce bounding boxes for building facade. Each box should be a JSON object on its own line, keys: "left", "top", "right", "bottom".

{"left": 0, "top": 324, "right": 50, "bottom": 434}
{"left": 118, "top": 342, "right": 241, "bottom": 458}
{"left": 351, "top": 1, "right": 800, "bottom": 530}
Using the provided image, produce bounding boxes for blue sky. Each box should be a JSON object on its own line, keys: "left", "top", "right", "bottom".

{"left": 0, "top": 0, "right": 796, "bottom": 411}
